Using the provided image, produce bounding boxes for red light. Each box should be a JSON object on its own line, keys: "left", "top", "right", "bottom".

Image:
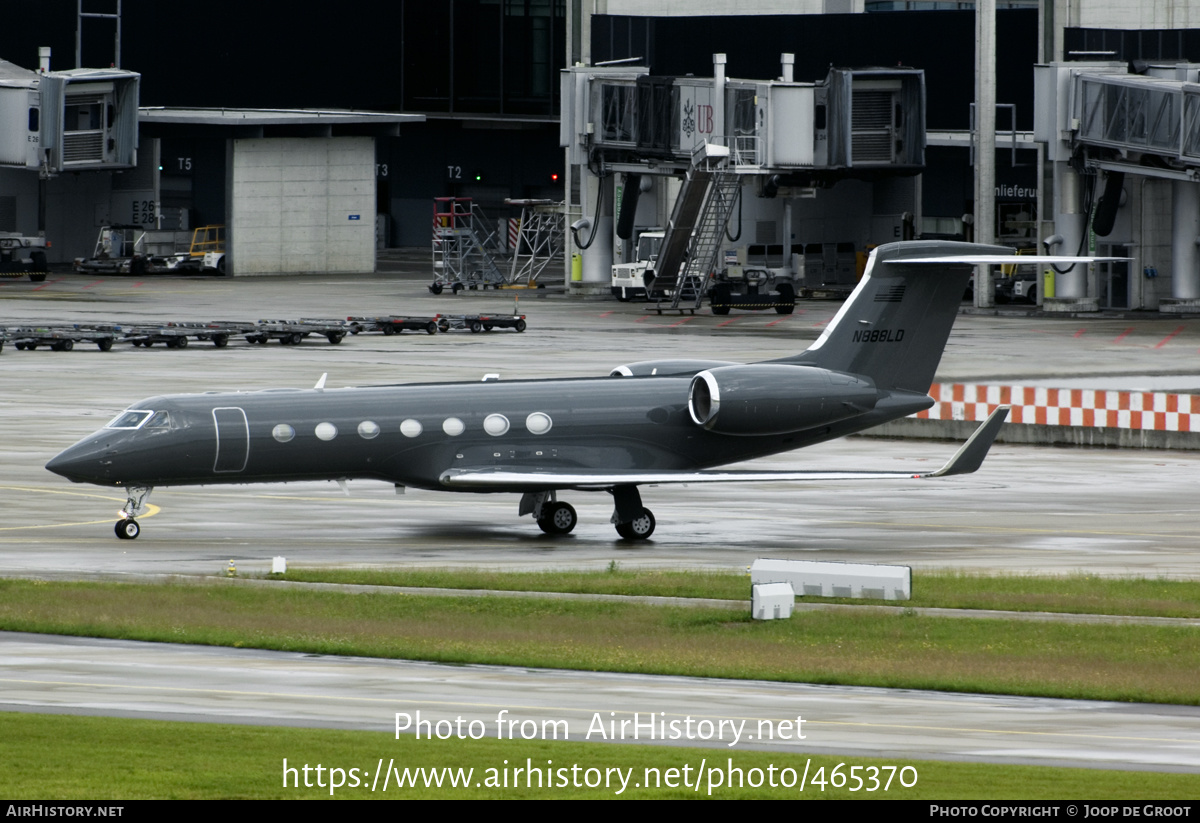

{"left": 551, "top": 173, "right": 559, "bottom": 182}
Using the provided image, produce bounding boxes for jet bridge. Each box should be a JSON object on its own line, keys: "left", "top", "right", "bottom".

{"left": 564, "top": 63, "right": 925, "bottom": 176}
{"left": 1035, "top": 62, "right": 1200, "bottom": 311}
{"left": 561, "top": 57, "right": 925, "bottom": 302}
{"left": 0, "top": 58, "right": 139, "bottom": 174}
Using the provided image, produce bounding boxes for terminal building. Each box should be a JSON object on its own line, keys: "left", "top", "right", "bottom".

{"left": 0, "top": 0, "right": 1198, "bottom": 305}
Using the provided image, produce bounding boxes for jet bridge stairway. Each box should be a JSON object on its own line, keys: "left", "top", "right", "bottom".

{"left": 651, "top": 166, "right": 743, "bottom": 314}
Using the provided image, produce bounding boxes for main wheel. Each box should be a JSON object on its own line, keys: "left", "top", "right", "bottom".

{"left": 710, "top": 284, "right": 731, "bottom": 316}
{"left": 774, "top": 282, "right": 796, "bottom": 315}
{"left": 537, "top": 501, "right": 577, "bottom": 535}
{"left": 615, "top": 508, "right": 655, "bottom": 540}
{"left": 115, "top": 519, "right": 140, "bottom": 540}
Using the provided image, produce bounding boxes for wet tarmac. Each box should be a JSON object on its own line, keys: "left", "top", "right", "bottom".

{"left": 3, "top": 267, "right": 1200, "bottom": 577}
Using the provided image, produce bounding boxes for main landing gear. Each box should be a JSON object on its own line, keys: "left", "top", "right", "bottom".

{"left": 115, "top": 485, "right": 153, "bottom": 540}
{"left": 519, "top": 486, "right": 656, "bottom": 541}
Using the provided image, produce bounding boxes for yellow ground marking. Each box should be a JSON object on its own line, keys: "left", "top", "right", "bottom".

{"left": 0, "top": 484, "right": 159, "bottom": 530}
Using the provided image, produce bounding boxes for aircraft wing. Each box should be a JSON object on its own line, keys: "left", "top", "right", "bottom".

{"left": 442, "top": 406, "right": 1009, "bottom": 491}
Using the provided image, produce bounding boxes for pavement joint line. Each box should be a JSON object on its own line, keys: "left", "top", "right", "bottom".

{"left": 4, "top": 572, "right": 1199, "bottom": 628}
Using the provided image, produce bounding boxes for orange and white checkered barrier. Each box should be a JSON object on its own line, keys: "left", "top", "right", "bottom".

{"left": 915, "top": 383, "right": 1200, "bottom": 432}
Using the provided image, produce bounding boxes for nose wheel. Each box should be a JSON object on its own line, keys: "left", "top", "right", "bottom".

{"left": 114, "top": 485, "right": 153, "bottom": 540}
{"left": 115, "top": 518, "right": 141, "bottom": 540}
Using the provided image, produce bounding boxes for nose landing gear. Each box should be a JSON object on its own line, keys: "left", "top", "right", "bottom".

{"left": 114, "top": 485, "right": 153, "bottom": 540}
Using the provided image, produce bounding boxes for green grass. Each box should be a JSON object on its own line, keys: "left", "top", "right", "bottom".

{"left": 280, "top": 565, "right": 749, "bottom": 599}
{"left": 278, "top": 566, "right": 1200, "bottom": 618}
{"left": 3, "top": 712, "right": 1197, "bottom": 799}
{"left": 3, "top": 579, "right": 1200, "bottom": 704}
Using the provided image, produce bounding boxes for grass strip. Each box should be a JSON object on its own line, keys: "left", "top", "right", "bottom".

{"left": 278, "top": 567, "right": 1200, "bottom": 618}
{"left": 3, "top": 579, "right": 1200, "bottom": 704}
{"left": 3, "top": 712, "right": 1197, "bottom": 799}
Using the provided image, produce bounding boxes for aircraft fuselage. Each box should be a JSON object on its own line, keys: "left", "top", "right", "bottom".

{"left": 46, "top": 373, "right": 911, "bottom": 492}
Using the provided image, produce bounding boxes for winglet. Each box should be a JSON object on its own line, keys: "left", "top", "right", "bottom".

{"left": 925, "top": 405, "right": 1010, "bottom": 477}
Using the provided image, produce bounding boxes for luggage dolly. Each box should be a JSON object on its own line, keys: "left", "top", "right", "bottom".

{"left": 124, "top": 322, "right": 236, "bottom": 349}
{"left": 10, "top": 324, "right": 121, "bottom": 352}
{"left": 247, "top": 319, "right": 350, "bottom": 345}
{"left": 437, "top": 314, "right": 527, "bottom": 333}
{"left": 346, "top": 315, "right": 441, "bottom": 336}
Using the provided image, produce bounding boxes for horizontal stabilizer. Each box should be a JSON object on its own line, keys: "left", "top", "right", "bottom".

{"left": 440, "top": 409, "right": 1009, "bottom": 490}
{"left": 924, "top": 405, "right": 1009, "bottom": 477}
{"left": 884, "top": 255, "right": 1128, "bottom": 266}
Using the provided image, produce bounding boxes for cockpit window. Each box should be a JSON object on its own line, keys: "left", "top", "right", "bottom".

{"left": 105, "top": 410, "right": 153, "bottom": 429}
{"left": 144, "top": 411, "right": 172, "bottom": 429}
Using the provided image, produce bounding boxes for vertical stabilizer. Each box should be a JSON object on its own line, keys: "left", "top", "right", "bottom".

{"left": 785, "top": 241, "right": 1009, "bottom": 394}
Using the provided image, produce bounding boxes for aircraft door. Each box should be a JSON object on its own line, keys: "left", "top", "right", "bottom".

{"left": 212, "top": 407, "right": 249, "bottom": 473}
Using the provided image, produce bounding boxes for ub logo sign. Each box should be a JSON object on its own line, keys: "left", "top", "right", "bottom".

{"left": 677, "top": 84, "right": 716, "bottom": 152}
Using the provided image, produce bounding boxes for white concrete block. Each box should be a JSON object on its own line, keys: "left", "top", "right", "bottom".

{"left": 752, "top": 582, "right": 795, "bottom": 620}
{"left": 751, "top": 559, "right": 911, "bottom": 601}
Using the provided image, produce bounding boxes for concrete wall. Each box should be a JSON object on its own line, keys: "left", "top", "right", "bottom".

{"left": 229, "top": 137, "right": 375, "bottom": 276}
{"left": 1075, "top": 0, "right": 1200, "bottom": 29}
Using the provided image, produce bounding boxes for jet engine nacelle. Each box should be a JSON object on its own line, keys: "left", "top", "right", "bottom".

{"left": 610, "top": 359, "right": 739, "bottom": 378}
{"left": 688, "top": 364, "right": 878, "bottom": 435}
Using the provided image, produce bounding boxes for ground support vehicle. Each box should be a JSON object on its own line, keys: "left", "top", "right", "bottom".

{"left": 708, "top": 268, "right": 796, "bottom": 315}
{"left": 346, "top": 315, "right": 441, "bottom": 335}
{"left": 437, "top": 314, "right": 527, "bottom": 333}
{"left": 0, "top": 234, "right": 50, "bottom": 283}
{"left": 611, "top": 230, "right": 663, "bottom": 302}
{"left": 74, "top": 226, "right": 228, "bottom": 276}
{"left": 9, "top": 324, "right": 120, "bottom": 351}
{"left": 995, "top": 270, "right": 1040, "bottom": 304}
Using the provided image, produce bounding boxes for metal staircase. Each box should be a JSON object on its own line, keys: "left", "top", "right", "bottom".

{"left": 431, "top": 198, "right": 508, "bottom": 292}
{"left": 652, "top": 166, "right": 742, "bottom": 313}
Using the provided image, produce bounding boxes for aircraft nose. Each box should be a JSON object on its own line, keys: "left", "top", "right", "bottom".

{"left": 45, "top": 437, "right": 114, "bottom": 484}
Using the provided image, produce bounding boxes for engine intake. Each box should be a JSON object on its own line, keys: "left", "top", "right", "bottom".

{"left": 688, "top": 364, "right": 877, "bottom": 435}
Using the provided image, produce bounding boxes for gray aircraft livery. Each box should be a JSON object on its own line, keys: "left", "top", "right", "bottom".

{"left": 46, "top": 241, "right": 1094, "bottom": 541}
